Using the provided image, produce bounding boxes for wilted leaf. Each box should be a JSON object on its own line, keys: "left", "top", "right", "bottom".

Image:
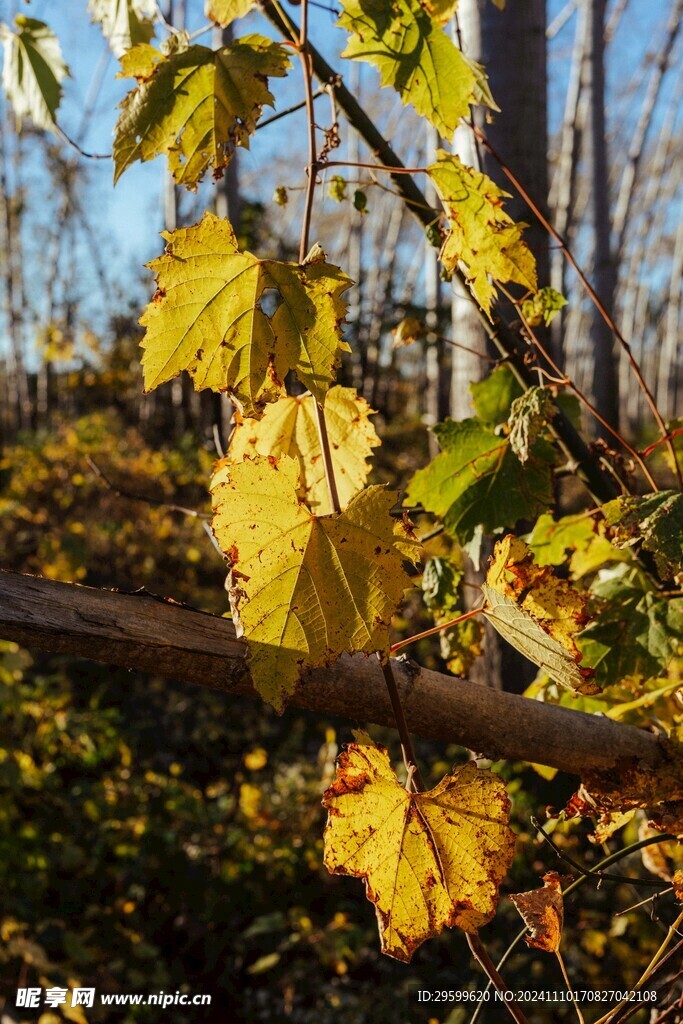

{"left": 509, "top": 872, "right": 563, "bottom": 953}
{"left": 0, "top": 16, "right": 69, "bottom": 132}
{"left": 508, "top": 387, "right": 555, "bottom": 464}
{"left": 406, "top": 419, "right": 554, "bottom": 545}
{"left": 470, "top": 364, "right": 524, "bottom": 425}
{"left": 211, "top": 456, "right": 417, "bottom": 711}
{"left": 113, "top": 36, "right": 290, "bottom": 186}
{"left": 323, "top": 744, "right": 515, "bottom": 961}
{"left": 338, "top": 0, "right": 492, "bottom": 139}
{"left": 603, "top": 491, "right": 683, "bottom": 582}
{"left": 673, "top": 869, "right": 683, "bottom": 899}
{"left": 428, "top": 151, "right": 537, "bottom": 317}
{"left": 224, "top": 386, "right": 380, "bottom": 512}
{"left": 522, "top": 287, "right": 567, "bottom": 328}
{"left": 88, "top": 0, "right": 156, "bottom": 57}
{"left": 206, "top": 0, "right": 255, "bottom": 26}
{"left": 483, "top": 535, "right": 598, "bottom": 694}
{"left": 392, "top": 317, "right": 424, "bottom": 349}
{"left": 421, "top": 556, "right": 462, "bottom": 612}
{"left": 140, "top": 213, "right": 351, "bottom": 417}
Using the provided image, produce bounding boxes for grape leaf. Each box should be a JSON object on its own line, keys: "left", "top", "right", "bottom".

{"left": 528, "top": 512, "right": 623, "bottom": 579}
{"left": 211, "top": 456, "right": 417, "bottom": 711}
{"left": 337, "top": 0, "right": 492, "bottom": 139}
{"left": 421, "top": 0, "right": 460, "bottom": 25}
{"left": 508, "top": 386, "right": 555, "bottom": 464}
{"left": 113, "top": 35, "right": 290, "bottom": 186}
{"left": 522, "top": 286, "right": 567, "bottom": 328}
{"left": 139, "top": 214, "right": 351, "bottom": 418}
{"left": 405, "top": 419, "right": 554, "bottom": 545}
{"left": 206, "top": 0, "right": 255, "bottom": 26}
{"left": 428, "top": 151, "right": 537, "bottom": 317}
{"left": 225, "top": 386, "right": 379, "bottom": 513}
{"left": 509, "top": 872, "right": 563, "bottom": 953}
{"left": 323, "top": 743, "right": 515, "bottom": 961}
{"left": 482, "top": 535, "right": 598, "bottom": 694}
{"left": 470, "top": 364, "right": 523, "bottom": 426}
{"left": 602, "top": 490, "right": 683, "bottom": 582}
{"left": 579, "top": 563, "right": 683, "bottom": 687}
{"left": 88, "top": 0, "right": 156, "bottom": 57}
{"left": 0, "top": 16, "right": 69, "bottom": 132}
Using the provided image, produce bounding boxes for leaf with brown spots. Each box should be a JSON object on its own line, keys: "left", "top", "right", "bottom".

{"left": 509, "top": 872, "right": 564, "bottom": 953}
{"left": 211, "top": 456, "right": 418, "bottom": 711}
{"left": 323, "top": 743, "right": 515, "bottom": 961}
{"left": 483, "top": 535, "right": 599, "bottom": 695}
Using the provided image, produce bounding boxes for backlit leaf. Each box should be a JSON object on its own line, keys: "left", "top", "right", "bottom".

{"left": 470, "top": 364, "right": 523, "bottom": 425}
{"left": 522, "top": 286, "right": 567, "bottom": 328}
{"left": 602, "top": 490, "right": 683, "bottom": 582}
{"left": 406, "top": 419, "right": 554, "bottom": 545}
{"left": 206, "top": 0, "right": 255, "bottom": 26}
{"left": 0, "top": 16, "right": 69, "bottom": 132}
{"left": 88, "top": 0, "right": 156, "bottom": 57}
{"left": 509, "top": 872, "right": 563, "bottom": 953}
{"left": 224, "top": 386, "right": 380, "bottom": 513}
{"left": 139, "top": 213, "right": 351, "bottom": 418}
{"left": 428, "top": 151, "right": 537, "bottom": 317}
{"left": 323, "top": 744, "right": 514, "bottom": 960}
{"left": 337, "top": 0, "right": 492, "bottom": 139}
{"left": 211, "top": 456, "right": 417, "bottom": 711}
{"left": 482, "top": 535, "right": 598, "bottom": 694}
{"left": 508, "top": 386, "right": 555, "bottom": 464}
{"left": 528, "top": 512, "right": 623, "bottom": 579}
{"left": 113, "top": 35, "right": 290, "bottom": 186}
{"left": 421, "top": 0, "right": 460, "bottom": 25}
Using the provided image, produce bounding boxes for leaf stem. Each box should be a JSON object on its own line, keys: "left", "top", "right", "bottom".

{"left": 471, "top": 123, "right": 683, "bottom": 490}
{"left": 466, "top": 932, "right": 530, "bottom": 1024}
{"left": 556, "top": 950, "right": 585, "bottom": 1024}
{"left": 390, "top": 606, "right": 484, "bottom": 654}
{"left": 379, "top": 656, "right": 425, "bottom": 793}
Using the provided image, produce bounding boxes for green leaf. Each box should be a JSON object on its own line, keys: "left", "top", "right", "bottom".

{"left": 88, "top": 0, "right": 156, "bottom": 58}
{"left": 579, "top": 563, "right": 683, "bottom": 688}
{"left": 483, "top": 535, "right": 598, "bottom": 694}
{"left": 507, "top": 386, "right": 555, "bottom": 464}
{"left": 113, "top": 35, "right": 290, "bottom": 186}
{"left": 0, "top": 16, "right": 69, "bottom": 132}
{"left": 602, "top": 491, "right": 683, "bottom": 582}
{"left": 206, "top": 0, "right": 255, "bottom": 27}
{"left": 139, "top": 213, "right": 352, "bottom": 418}
{"left": 211, "top": 456, "right": 418, "bottom": 711}
{"left": 406, "top": 419, "right": 554, "bottom": 544}
{"left": 528, "top": 512, "right": 623, "bottom": 579}
{"left": 421, "top": 557, "right": 462, "bottom": 612}
{"left": 337, "top": 0, "right": 492, "bottom": 139}
{"left": 522, "top": 286, "right": 567, "bottom": 328}
{"left": 428, "top": 151, "right": 537, "bottom": 317}
{"left": 470, "top": 364, "right": 523, "bottom": 426}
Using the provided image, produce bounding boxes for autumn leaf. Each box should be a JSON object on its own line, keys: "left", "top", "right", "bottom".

{"left": 0, "top": 16, "right": 69, "bottom": 132}
{"left": 88, "top": 0, "right": 156, "bottom": 57}
{"left": 211, "top": 456, "right": 417, "bottom": 712}
{"left": 206, "top": 0, "right": 255, "bottom": 26}
{"left": 528, "top": 512, "right": 623, "bottom": 580}
{"left": 139, "top": 214, "right": 351, "bottom": 418}
{"left": 225, "top": 386, "right": 380, "bottom": 512}
{"left": 483, "top": 535, "right": 599, "bottom": 694}
{"left": 420, "top": 0, "right": 460, "bottom": 25}
{"left": 405, "top": 419, "right": 554, "bottom": 545}
{"left": 602, "top": 490, "right": 683, "bottom": 582}
{"left": 522, "top": 286, "right": 567, "bottom": 328}
{"left": 113, "top": 35, "right": 290, "bottom": 186}
{"left": 337, "top": 0, "right": 493, "bottom": 140}
{"left": 323, "top": 744, "right": 515, "bottom": 961}
{"left": 509, "top": 872, "right": 564, "bottom": 953}
{"left": 508, "top": 386, "right": 555, "bottom": 464}
{"left": 428, "top": 151, "right": 537, "bottom": 317}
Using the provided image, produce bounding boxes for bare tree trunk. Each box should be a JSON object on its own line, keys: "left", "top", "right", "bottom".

{"left": 582, "top": 0, "right": 619, "bottom": 432}
{"left": 657, "top": 211, "right": 683, "bottom": 421}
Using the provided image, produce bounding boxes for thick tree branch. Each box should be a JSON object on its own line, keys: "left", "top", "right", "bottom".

{"left": 0, "top": 570, "right": 668, "bottom": 779}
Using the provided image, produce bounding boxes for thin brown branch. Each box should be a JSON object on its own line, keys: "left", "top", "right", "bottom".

{"left": 466, "top": 933, "right": 529, "bottom": 1024}
{"left": 391, "top": 606, "right": 484, "bottom": 654}
{"left": 379, "top": 656, "right": 425, "bottom": 792}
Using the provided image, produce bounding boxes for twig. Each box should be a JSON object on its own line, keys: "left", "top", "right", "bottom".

{"left": 466, "top": 933, "right": 529, "bottom": 1024}
{"left": 85, "top": 455, "right": 210, "bottom": 520}
{"left": 531, "top": 817, "right": 665, "bottom": 888}
{"left": 615, "top": 887, "right": 673, "bottom": 917}
{"left": 556, "top": 950, "right": 585, "bottom": 1024}
{"left": 256, "top": 88, "right": 325, "bottom": 131}
{"left": 55, "top": 124, "right": 111, "bottom": 160}
{"left": 391, "top": 606, "right": 484, "bottom": 654}
{"left": 471, "top": 123, "right": 683, "bottom": 490}
{"left": 379, "top": 656, "right": 425, "bottom": 793}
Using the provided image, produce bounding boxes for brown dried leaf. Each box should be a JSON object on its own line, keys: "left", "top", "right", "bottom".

{"left": 509, "top": 872, "right": 564, "bottom": 953}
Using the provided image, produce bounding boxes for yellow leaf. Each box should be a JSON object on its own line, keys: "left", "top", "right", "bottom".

{"left": 225, "top": 386, "right": 380, "bottom": 512}
{"left": 113, "top": 36, "right": 290, "bottom": 186}
{"left": 211, "top": 456, "right": 417, "bottom": 711}
{"left": 509, "top": 872, "right": 563, "bottom": 953}
{"left": 323, "top": 744, "right": 514, "bottom": 961}
{"left": 140, "top": 213, "right": 352, "bottom": 417}
{"left": 420, "top": 0, "right": 459, "bottom": 25}
{"left": 428, "top": 151, "right": 537, "bottom": 317}
{"left": 206, "top": 0, "right": 254, "bottom": 26}
{"left": 483, "top": 535, "right": 598, "bottom": 694}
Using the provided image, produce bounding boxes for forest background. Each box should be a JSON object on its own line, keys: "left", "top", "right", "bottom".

{"left": 0, "top": 0, "right": 682, "bottom": 1021}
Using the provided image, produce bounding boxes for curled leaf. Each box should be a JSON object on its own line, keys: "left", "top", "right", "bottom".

{"left": 508, "top": 386, "right": 555, "bottom": 464}
{"left": 323, "top": 744, "right": 515, "bottom": 961}
{"left": 0, "top": 16, "right": 69, "bottom": 132}
{"left": 482, "top": 535, "right": 598, "bottom": 694}
{"left": 509, "top": 872, "right": 564, "bottom": 953}
{"left": 602, "top": 490, "right": 683, "bottom": 582}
